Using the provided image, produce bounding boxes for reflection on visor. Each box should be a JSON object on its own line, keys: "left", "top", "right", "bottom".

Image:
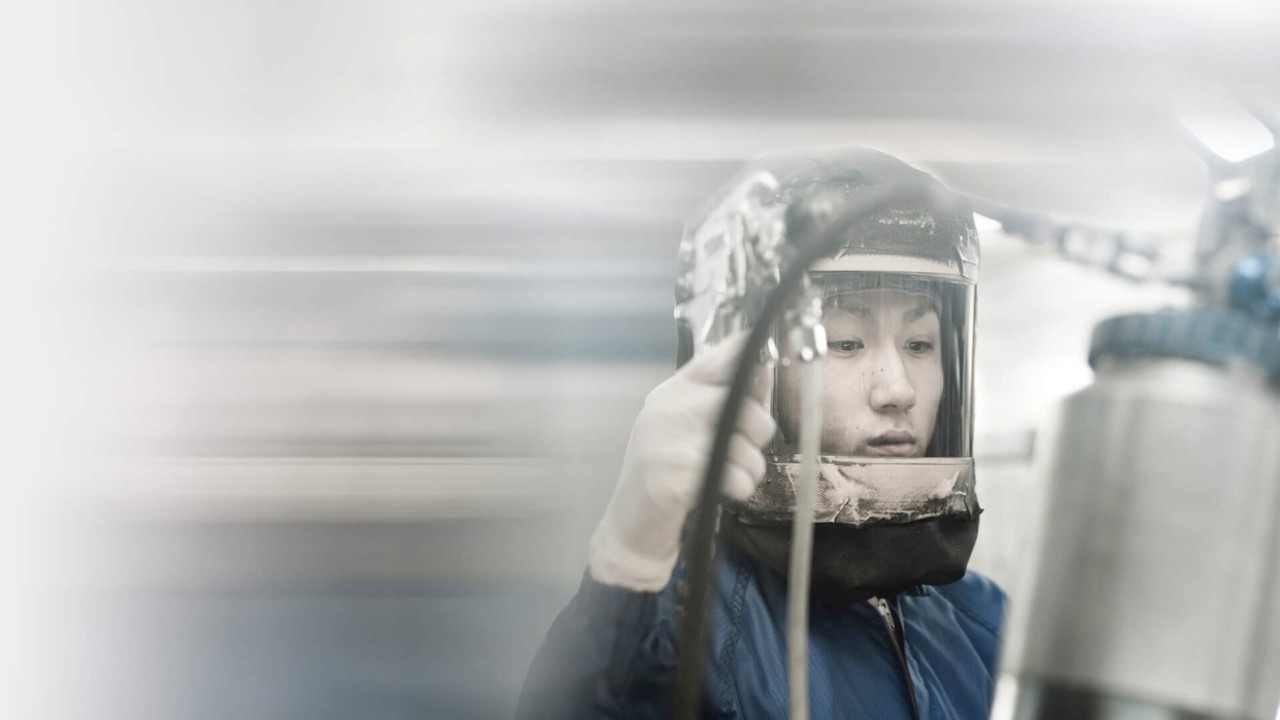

{"left": 815, "top": 271, "right": 950, "bottom": 301}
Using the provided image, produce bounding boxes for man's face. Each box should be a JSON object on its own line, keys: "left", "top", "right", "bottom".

{"left": 776, "top": 288, "right": 944, "bottom": 457}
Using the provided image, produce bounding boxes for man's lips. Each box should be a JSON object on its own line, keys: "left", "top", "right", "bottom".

{"left": 864, "top": 431, "right": 918, "bottom": 457}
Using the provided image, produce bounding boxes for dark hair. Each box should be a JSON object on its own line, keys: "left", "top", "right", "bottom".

{"left": 924, "top": 279, "right": 973, "bottom": 457}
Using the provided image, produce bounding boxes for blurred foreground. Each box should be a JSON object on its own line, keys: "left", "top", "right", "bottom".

{"left": 19, "top": 0, "right": 1277, "bottom": 717}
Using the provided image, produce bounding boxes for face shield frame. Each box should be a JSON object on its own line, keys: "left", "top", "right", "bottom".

{"left": 766, "top": 268, "right": 976, "bottom": 462}
{"left": 671, "top": 150, "right": 982, "bottom": 530}
{"left": 724, "top": 255, "right": 979, "bottom": 528}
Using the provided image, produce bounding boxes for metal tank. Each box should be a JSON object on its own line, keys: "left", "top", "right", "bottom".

{"left": 997, "top": 308, "right": 1280, "bottom": 720}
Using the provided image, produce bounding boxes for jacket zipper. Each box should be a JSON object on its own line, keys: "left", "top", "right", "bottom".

{"left": 868, "top": 596, "right": 921, "bottom": 720}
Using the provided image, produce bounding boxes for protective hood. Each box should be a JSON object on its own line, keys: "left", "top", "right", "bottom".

{"left": 674, "top": 147, "right": 981, "bottom": 602}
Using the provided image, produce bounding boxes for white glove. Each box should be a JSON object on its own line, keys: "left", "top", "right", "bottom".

{"left": 588, "top": 332, "right": 777, "bottom": 592}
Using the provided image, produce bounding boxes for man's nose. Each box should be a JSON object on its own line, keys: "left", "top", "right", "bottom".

{"left": 867, "top": 349, "right": 916, "bottom": 412}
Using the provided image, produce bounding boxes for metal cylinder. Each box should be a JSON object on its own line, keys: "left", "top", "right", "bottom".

{"left": 999, "top": 355, "right": 1280, "bottom": 720}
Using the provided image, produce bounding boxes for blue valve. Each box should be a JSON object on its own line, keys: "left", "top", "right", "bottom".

{"left": 1228, "top": 251, "right": 1279, "bottom": 324}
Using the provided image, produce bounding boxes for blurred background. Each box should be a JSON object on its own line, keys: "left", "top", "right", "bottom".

{"left": 7, "top": 0, "right": 1278, "bottom": 718}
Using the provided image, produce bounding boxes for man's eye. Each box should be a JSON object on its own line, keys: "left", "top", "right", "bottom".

{"left": 829, "top": 340, "right": 864, "bottom": 353}
{"left": 905, "top": 340, "right": 934, "bottom": 354}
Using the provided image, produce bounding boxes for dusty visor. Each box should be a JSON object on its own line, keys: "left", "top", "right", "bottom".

{"left": 728, "top": 271, "right": 977, "bottom": 526}
{"left": 730, "top": 457, "right": 976, "bottom": 525}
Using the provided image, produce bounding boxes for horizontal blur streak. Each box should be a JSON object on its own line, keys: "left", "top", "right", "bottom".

{"left": 107, "top": 255, "right": 665, "bottom": 276}
{"left": 66, "top": 1, "right": 1276, "bottom": 719}
{"left": 92, "top": 457, "right": 559, "bottom": 521}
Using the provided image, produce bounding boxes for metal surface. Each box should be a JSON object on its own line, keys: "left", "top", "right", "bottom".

{"left": 1000, "top": 358, "right": 1280, "bottom": 719}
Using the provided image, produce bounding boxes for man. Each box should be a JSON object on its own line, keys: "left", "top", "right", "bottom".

{"left": 517, "top": 147, "right": 1004, "bottom": 719}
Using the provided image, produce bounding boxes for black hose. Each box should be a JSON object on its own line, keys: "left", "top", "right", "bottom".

{"left": 672, "top": 182, "right": 931, "bottom": 719}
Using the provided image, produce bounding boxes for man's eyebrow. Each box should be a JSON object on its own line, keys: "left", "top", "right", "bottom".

{"left": 903, "top": 300, "right": 937, "bottom": 323}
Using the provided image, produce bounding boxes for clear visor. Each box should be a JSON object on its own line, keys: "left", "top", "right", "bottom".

{"left": 769, "top": 271, "right": 975, "bottom": 461}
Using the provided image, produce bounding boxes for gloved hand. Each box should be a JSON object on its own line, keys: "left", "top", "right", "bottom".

{"left": 588, "top": 332, "right": 777, "bottom": 591}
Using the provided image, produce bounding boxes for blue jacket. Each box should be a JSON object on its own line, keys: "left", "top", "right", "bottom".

{"left": 517, "top": 543, "right": 1004, "bottom": 719}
